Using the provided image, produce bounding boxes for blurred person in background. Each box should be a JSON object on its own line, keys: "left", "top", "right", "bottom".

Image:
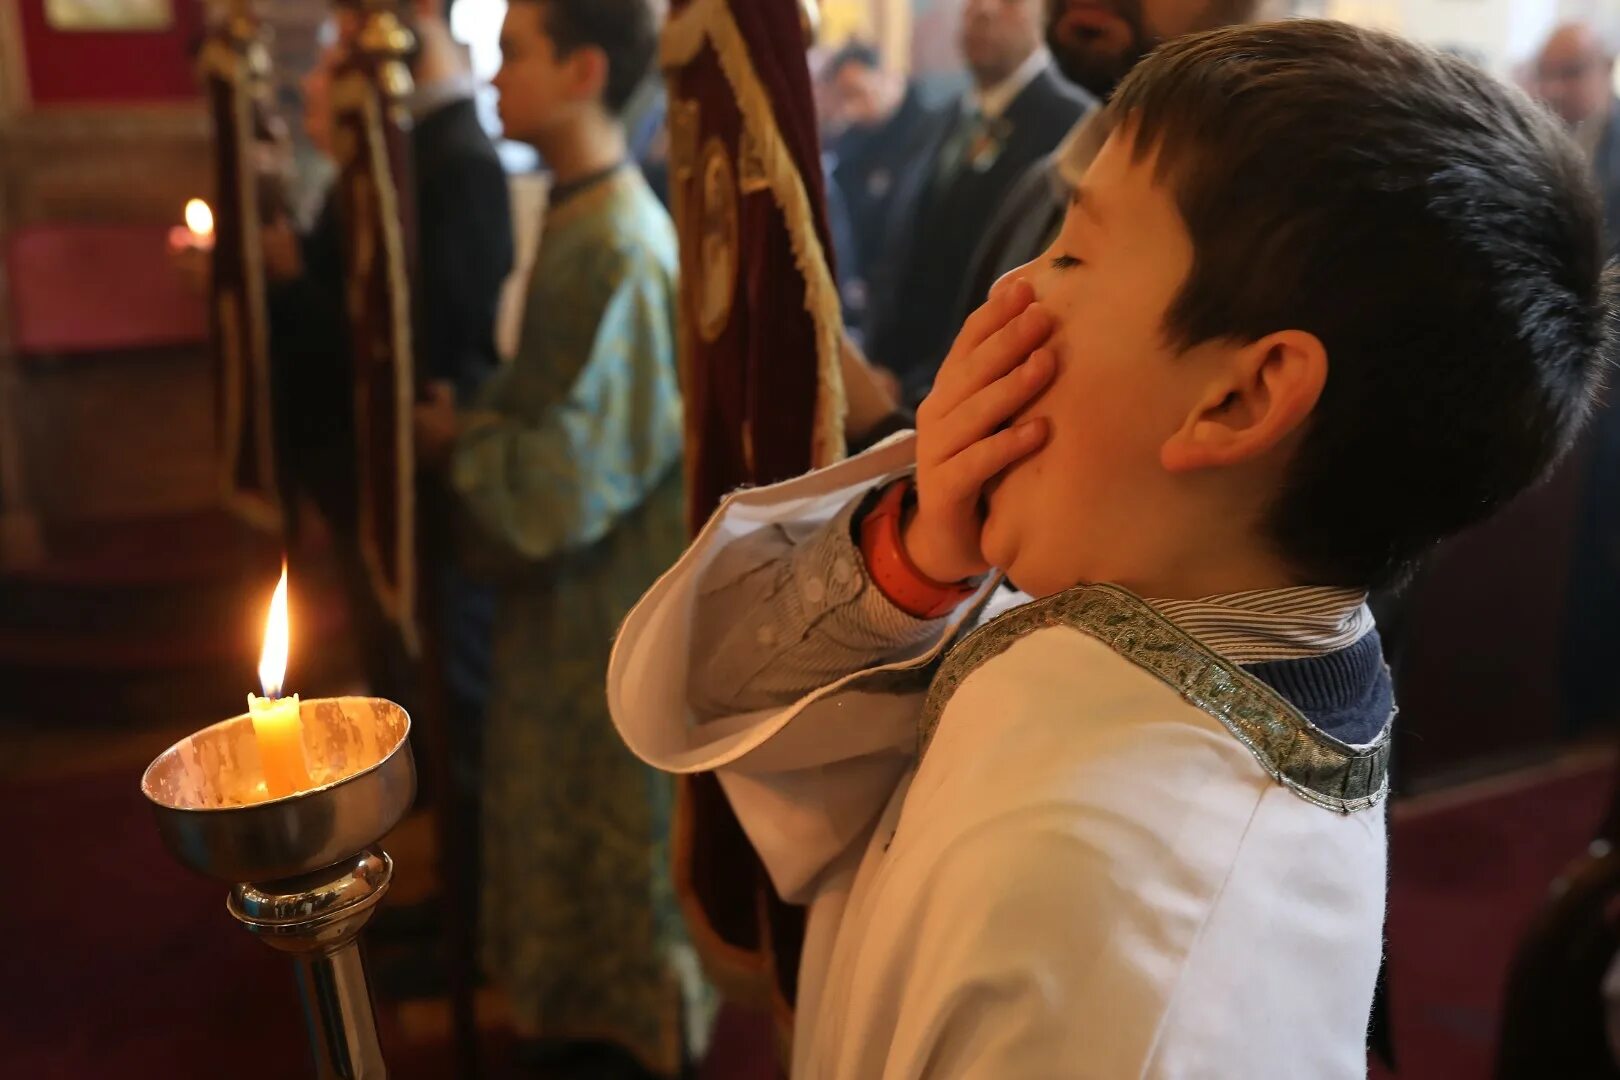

{"left": 1532, "top": 21, "right": 1620, "bottom": 744}
{"left": 821, "top": 42, "right": 936, "bottom": 338}
{"left": 862, "top": 0, "right": 1089, "bottom": 407}
{"left": 1530, "top": 21, "right": 1620, "bottom": 255}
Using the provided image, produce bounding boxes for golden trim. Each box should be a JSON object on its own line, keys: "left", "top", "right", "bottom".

{"left": 737, "top": 128, "right": 769, "bottom": 196}
{"left": 236, "top": 56, "right": 279, "bottom": 526}
{"left": 0, "top": 0, "right": 30, "bottom": 118}
{"left": 661, "top": 0, "right": 846, "bottom": 468}
{"left": 919, "top": 584, "right": 1392, "bottom": 814}
{"left": 669, "top": 779, "right": 774, "bottom": 1004}
{"left": 215, "top": 284, "right": 276, "bottom": 531}
{"left": 696, "top": 137, "right": 739, "bottom": 345}
{"left": 43, "top": 0, "right": 172, "bottom": 32}
{"left": 668, "top": 96, "right": 700, "bottom": 185}
{"left": 217, "top": 287, "right": 244, "bottom": 505}
{"left": 357, "top": 8, "right": 414, "bottom": 56}
{"left": 206, "top": 36, "right": 280, "bottom": 532}
{"left": 355, "top": 87, "right": 419, "bottom": 657}
{"left": 198, "top": 38, "right": 239, "bottom": 81}
{"left": 664, "top": 87, "right": 699, "bottom": 521}
{"left": 219, "top": 279, "right": 280, "bottom": 529}
{"left": 329, "top": 67, "right": 373, "bottom": 123}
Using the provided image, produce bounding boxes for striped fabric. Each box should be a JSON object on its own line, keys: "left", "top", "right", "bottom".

{"left": 1152, "top": 587, "right": 1374, "bottom": 665}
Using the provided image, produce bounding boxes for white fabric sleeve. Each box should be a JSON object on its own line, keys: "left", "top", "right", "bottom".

{"left": 608, "top": 434, "right": 999, "bottom": 901}
{"left": 688, "top": 487, "right": 950, "bottom": 721}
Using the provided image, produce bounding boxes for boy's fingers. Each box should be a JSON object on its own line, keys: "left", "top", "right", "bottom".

{"left": 932, "top": 281, "right": 1036, "bottom": 399}
{"left": 931, "top": 304, "right": 1053, "bottom": 416}
{"left": 959, "top": 278, "right": 1034, "bottom": 353}
{"left": 930, "top": 349, "right": 1055, "bottom": 463}
{"left": 937, "top": 419, "right": 1050, "bottom": 502}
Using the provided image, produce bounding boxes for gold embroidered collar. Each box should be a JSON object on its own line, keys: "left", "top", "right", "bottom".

{"left": 917, "top": 583, "right": 1391, "bottom": 814}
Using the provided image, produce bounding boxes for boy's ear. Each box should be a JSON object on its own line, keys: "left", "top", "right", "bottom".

{"left": 565, "top": 43, "right": 611, "bottom": 107}
{"left": 1160, "top": 330, "right": 1327, "bottom": 474}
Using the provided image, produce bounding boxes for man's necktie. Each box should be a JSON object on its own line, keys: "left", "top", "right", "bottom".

{"left": 934, "top": 104, "right": 987, "bottom": 193}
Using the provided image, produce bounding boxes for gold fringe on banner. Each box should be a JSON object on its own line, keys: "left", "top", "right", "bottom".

{"left": 340, "top": 74, "right": 420, "bottom": 656}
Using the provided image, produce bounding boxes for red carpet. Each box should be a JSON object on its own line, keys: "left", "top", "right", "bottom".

{"left": 1373, "top": 757, "right": 1614, "bottom": 1080}
{"left": 2, "top": 755, "right": 1610, "bottom": 1077}
{"left": 0, "top": 767, "right": 307, "bottom": 1080}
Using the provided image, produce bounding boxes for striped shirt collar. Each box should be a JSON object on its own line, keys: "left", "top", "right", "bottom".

{"left": 1148, "top": 587, "right": 1374, "bottom": 665}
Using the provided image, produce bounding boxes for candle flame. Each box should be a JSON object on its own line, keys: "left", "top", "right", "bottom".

{"left": 258, "top": 561, "right": 290, "bottom": 699}
{"left": 184, "top": 198, "right": 214, "bottom": 238}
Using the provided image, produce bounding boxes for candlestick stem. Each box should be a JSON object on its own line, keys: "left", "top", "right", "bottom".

{"left": 293, "top": 941, "right": 386, "bottom": 1079}
{"left": 228, "top": 848, "right": 394, "bottom": 1079}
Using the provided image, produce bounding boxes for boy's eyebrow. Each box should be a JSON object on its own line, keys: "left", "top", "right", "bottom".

{"left": 1069, "top": 186, "right": 1105, "bottom": 227}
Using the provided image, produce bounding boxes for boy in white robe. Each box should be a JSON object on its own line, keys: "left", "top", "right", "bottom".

{"left": 609, "top": 21, "right": 1618, "bottom": 1078}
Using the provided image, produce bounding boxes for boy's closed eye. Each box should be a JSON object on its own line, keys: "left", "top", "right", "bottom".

{"left": 1051, "top": 254, "right": 1083, "bottom": 271}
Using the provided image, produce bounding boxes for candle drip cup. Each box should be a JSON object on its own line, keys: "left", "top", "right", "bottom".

{"left": 142, "top": 697, "right": 415, "bottom": 1080}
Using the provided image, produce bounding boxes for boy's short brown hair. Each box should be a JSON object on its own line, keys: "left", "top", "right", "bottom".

{"left": 1103, "top": 19, "right": 1616, "bottom": 588}
{"left": 533, "top": 0, "right": 658, "bottom": 115}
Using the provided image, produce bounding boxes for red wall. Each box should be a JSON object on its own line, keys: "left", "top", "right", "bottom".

{"left": 17, "top": 0, "right": 203, "bottom": 105}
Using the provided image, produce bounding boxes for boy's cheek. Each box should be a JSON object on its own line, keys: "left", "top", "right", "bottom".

{"left": 982, "top": 467, "right": 1036, "bottom": 557}
{"left": 978, "top": 515, "right": 1014, "bottom": 574}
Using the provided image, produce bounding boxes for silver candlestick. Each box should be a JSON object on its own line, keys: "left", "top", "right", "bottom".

{"left": 142, "top": 697, "right": 416, "bottom": 1079}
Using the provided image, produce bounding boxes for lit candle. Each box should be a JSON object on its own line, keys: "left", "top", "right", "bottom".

{"left": 168, "top": 198, "right": 215, "bottom": 254}
{"left": 248, "top": 561, "right": 310, "bottom": 799}
{"left": 184, "top": 198, "right": 216, "bottom": 250}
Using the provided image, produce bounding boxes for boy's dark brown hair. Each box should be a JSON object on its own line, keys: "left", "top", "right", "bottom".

{"left": 531, "top": 0, "right": 658, "bottom": 115}
{"left": 1103, "top": 19, "right": 1616, "bottom": 588}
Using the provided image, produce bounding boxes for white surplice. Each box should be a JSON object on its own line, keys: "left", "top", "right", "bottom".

{"left": 608, "top": 436, "right": 1388, "bottom": 1079}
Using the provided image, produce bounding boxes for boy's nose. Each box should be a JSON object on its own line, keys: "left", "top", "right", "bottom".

{"left": 989, "top": 266, "right": 1040, "bottom": 303}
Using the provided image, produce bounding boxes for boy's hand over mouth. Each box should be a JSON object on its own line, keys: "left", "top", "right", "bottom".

{"left": 905, "top": 280, "right": 1055, "bottom": 584}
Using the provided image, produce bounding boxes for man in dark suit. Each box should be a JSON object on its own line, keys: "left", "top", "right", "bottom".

{"left": 267, "top": 2, "right": 513, "bottom": 718}
{"left": 821, "top": 42, "right": 938, "bottom": 339}
{"left": 863, "top": 0, "right": 1090, "bottom": 406}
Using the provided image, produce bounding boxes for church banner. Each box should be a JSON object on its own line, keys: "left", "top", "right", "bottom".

{"left": 662, "top": 0, "right": 847, "bottom": 1032}
{"left": 199, "top": 0, "right": 281, "bottom": 531}
{"left": 330, "top": 0, "right": 420, "bottom": 655}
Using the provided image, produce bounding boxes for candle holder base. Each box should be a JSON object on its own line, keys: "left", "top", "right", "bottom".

{"left": 142, "top": 697, "right": 415, "bottom": 1080}
{"left": 231, "top": 848, "right": 394, "bottom": 1079}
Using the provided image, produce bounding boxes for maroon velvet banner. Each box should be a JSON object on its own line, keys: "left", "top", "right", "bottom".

{"left": 669, "top": 0, "right": 843, "bottom": 533}
{"left": 663, "top": 0, "right": 846, "bottom": 1032}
